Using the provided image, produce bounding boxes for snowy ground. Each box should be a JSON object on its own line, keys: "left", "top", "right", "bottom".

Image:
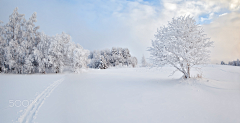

{"left": 0, "top": 64, "right": 240, "bottom": 123}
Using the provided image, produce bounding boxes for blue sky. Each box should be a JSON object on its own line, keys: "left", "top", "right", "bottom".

{"left": 0, "top": 0, "right": 240, "bottom": 63}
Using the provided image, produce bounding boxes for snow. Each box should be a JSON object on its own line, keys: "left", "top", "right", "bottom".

{"left": 0, "top": 65, "right": 240, "bottom": 123}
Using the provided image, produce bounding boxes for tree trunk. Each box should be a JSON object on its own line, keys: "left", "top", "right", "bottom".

{"left": 187, "top": 66, "right": 190, "bottom": 78}
{"left": 184, "top": 74, "right": 189, "bottom": 79}
{"left": 183, "top": 67, "right": 190, "bottom": 79}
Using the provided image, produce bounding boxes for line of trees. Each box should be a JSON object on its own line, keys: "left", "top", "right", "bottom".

{"left": 221, "top": 59, "right": 240, "bottom": 66}
{"left": 0, "top": 8, "right": 90, "bottom": 74}
{"left": 88, "top": 47, "right": 138, "bottom": 69}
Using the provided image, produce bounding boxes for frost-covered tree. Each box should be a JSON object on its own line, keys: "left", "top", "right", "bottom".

{"left": 0, "top": 7, "right": 42, "bottom": 74}
{"left": 24, "top": 55, "right": 33, "bottom": 74}
{"left": 0, "top": 8, "right": 90, "bottom": 74}
{"left": 71, "top": 44, "right": 90, "bottom": 73}
{"left": 2, "top": 7, "right": 25, "bottom": 73}
{"left": 141, "top": 55, "right": 147, "bottom": 67}
{"left": 48, "top": 32, "right": 69, "bottom": 73}
{"left": 227, "top": 59, "right": 240, "bottom": 66}
{"left": 47, "top": 32, "right": 89, "bottom": 73}
{"left": 34, "top": 32, "right": 52, "bottom": 73}
{"left": 0, "top": 20, "right": 5, "bottom": 72}
{"left": 149, "top": 16, "right": 213, "bottom": 78}
{"left": 88, "top": 50, "right": 102, "bottom": 69}
{"left": 235, "top": 59, "right": 240, "bottom": 66}
{"left": 221, "top": 61, "right": 225, "bottom": 65}
{"left": 89, "top": 47, "right": 137, "bottom": 69}
{"left": 129, "top": 57, "right": 138, "bottom": 67}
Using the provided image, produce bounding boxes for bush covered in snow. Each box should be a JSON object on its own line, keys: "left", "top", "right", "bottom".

{"left": 0, "top": 8, "right": 89, "bottom": 74}
{"left": 149, "top": 15, "right": 213, "bottom": 78}
{"left": 88, "top": 47, "right": 138, "bottom": 69}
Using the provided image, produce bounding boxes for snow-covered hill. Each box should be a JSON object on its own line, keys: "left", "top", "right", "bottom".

{"left": 0, "top": 65, "right": 240, "bottom": 123}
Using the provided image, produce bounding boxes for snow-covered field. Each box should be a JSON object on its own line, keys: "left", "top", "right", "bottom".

{"left": 0, "top": 65, "right": 240, "bottom": 123}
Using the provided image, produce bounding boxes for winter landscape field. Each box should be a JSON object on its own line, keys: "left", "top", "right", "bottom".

{"left": 1, "top": 65, "right": 240, "bottom": 123}
{"left": 1, "top": 0, "right": 240, "bottom": 123}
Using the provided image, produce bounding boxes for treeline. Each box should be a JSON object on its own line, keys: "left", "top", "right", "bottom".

{"left": 88, "top": 47, "right": 138, "bottom": 69}
{"left": 0, "top": 8, "right": 137, "bottom": 74}
{"left": 221, "top": 59, "right": 240, "bottom": 66}
{"left": 0, "top": 8, "right": 89, "bottom": 74}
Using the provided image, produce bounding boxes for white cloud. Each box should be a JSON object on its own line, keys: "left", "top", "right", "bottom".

{"left": 202, "top": 0, "right": 240, "bottom": 11}
{"left": 112, "top": 0, "right": 240, "bottom": 62}
{"left": 1, "top": 0, "right": 239, "bottom": 63}
{"left": 164, "top": 3, "right": 177, "bottom": 10}
{"left": 219, "top": 13, "right": 228, "bottom": 16}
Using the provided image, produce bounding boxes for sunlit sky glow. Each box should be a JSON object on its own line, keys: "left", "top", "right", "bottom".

{"left": 0, "top": 0, "right": 240, "bottom": 63}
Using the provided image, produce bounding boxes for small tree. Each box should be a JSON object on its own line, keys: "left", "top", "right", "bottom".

{"left": 236, "top": 59, "right": 240, "bottom": 66}
{"left": 141, "top": 55, "right": 147, "bottom": 67}
{"left": 149, "top": 16, "right": 213, "bottom": 78}
{"left": 221, "top": 61, "right": 225, "bottom": 65}
{"left": 24, "top": 55, "right": 34, "bottom": 74}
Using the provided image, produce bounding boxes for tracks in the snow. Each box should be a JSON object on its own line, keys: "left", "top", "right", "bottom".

{"left": 17, "top": 77, "right": 64, "bottom": 123}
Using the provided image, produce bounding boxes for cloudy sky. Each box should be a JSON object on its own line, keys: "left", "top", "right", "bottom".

{"left": 0, "top": 0, "right": 240, "bottom": 63}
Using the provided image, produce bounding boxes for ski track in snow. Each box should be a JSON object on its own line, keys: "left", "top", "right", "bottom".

{"left": 17, "top": 77, "right": 64, "bottom": 123}
{"left": 219, "top": 68, "right": 240, "bottom": 75}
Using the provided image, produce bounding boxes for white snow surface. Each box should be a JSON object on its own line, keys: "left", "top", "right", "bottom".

{"left": 0, "top": 64, "right": 240, "bottom": 123}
